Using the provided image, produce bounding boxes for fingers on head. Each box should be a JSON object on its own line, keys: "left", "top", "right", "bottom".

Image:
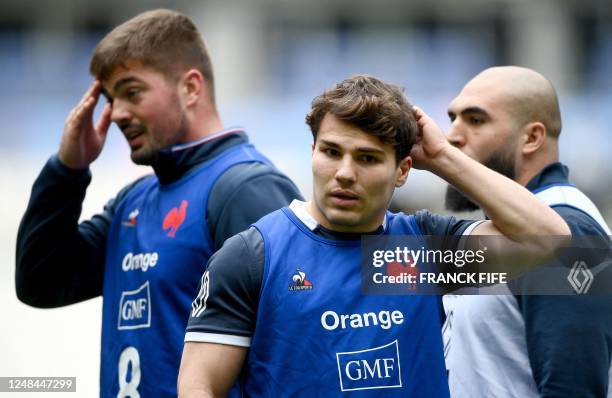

{"left": 78, "top": 81, "right": 101, "bottom": 107}
{"left": 96, "top": 103, "right": 113, "bottom": 133}
{"left": 69, "top": 97, "right": 95, "bottom": 125}
{"left": 80, "top": 97, "right": 96, "bottom": 115}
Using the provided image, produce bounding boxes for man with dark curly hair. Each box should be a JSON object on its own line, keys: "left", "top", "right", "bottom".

{"left": 179, "top": 75, "right": 570, "bottom": 397}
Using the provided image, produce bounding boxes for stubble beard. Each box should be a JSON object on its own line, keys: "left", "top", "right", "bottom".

{"left": 130, "top": 105, "right": 187, "bottom": 166}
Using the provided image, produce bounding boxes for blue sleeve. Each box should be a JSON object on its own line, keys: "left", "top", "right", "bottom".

{"left": 15, "top": 155, "right": 144, "bottom": 307}
{"left": 207, "top": 162, "right": 303, "bottom": 250}
{"left": 516, "top": 206, "right": 612, "bottom": 397}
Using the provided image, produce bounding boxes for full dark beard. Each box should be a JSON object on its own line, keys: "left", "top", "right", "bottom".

{"left": 445, "top": 149, "right": 516, "bottom": 212}
{"left": 445, "top": 185, "right": 480, "bottom": 212}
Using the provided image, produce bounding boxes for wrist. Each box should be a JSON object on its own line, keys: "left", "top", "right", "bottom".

{"left": 57, "top": 151, "right": 89, "bottom": 171}
{"left": 427, "top": 144, "right": 465, "bottom": 177}
{"left": 48, "top": 154, "right": 91, "bottom": 185}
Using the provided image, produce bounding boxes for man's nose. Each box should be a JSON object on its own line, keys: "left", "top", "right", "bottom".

{"left": 447, "top": 123, "right": 466, "bottom": 149}
{"left": 110, "top": 101, "right": 131, "bottom": 125}
{"left": 335, "top": 155, "right": 357, "bottom": 184}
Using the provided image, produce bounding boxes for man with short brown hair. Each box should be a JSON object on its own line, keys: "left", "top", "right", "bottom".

{"left": 16, "top": 9, "right": 301, "bottom": 397}
{"left": 90, "top": 9, "right": 215, "bottom": 98}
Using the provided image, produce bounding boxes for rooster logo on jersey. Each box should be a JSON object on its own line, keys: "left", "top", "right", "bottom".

{"left": 163, "top": 200, "right": 188, "bottom": 238}
{"left": 289, "top": 269, "right": 313, "bottom": 291}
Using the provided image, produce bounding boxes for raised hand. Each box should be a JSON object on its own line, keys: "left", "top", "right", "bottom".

{"left": 58, "top": 80, "right": 112, "bottom": 170}
{"left": 409, "top": 106, "right": 452, "bottom": 171}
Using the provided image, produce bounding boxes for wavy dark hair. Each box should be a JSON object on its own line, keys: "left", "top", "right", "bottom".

{"left": 306, "top": 75, "right": 418, "bottom": 163}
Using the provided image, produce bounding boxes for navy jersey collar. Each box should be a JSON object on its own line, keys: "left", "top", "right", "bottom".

{"left": 152, "top": 127, "right": 249, "bottom": 185}
{"left": 525, "top": 162, "right": 571, "bottom": 192}
{"left": 288, "top": 200, "right": 385, "bottom": 241}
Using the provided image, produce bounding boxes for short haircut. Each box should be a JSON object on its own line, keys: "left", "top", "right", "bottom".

{"left": 306, "top": 75, "right": 418, "bottom": 163}
{"left": 90, "top": 9, "right": 215, "bottom": 100}
{"left": 511, "top": 77, "right": 562, "bottom": 138}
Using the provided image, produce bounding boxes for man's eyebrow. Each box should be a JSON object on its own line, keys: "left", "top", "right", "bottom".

{"left": 112, "top": 77, "right": 140, "bottom": 93}
{"left": 459, "top": 106, "right": 489, "bottom": 117}
{"left": 319, "top": 139, "right": 385, "bottom": 154}
{"left": 356, "top": 147, "right": 385, "bottom": 154}
{"left": 319, "top": 139, "right": 340, "bottom": 148}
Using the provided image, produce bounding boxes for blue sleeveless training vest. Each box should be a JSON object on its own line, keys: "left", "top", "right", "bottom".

{"left": 101, "top": 144, "right": 271, "bottom": 397}
{"left": 245, "top": 207, "right": 450, "bottom": 397}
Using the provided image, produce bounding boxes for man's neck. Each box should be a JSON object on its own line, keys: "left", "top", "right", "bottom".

{"left": 515, "top": 143, "right": 559, "bottom": 186}
{"left": 183, "top": 114, "right": 224, "bottom": 143}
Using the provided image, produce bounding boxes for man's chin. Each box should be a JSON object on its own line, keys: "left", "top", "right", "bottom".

{"left": 323, "top": 209, "right": 363, "bottom": 230}
{"left": 323, "top": 208, "right": 386, "bottom": 233}
{"left": 130, "top": 148, "right": 157, "bottom": 166}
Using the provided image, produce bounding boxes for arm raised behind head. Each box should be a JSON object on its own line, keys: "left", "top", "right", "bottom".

{"left": 410, "top": 106, "right": 570, "bottom": 271}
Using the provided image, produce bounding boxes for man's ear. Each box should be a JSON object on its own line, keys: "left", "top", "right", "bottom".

{"left": 181, "top": 69, "right": 204, "bottom": 107}
{"left": 395, "top": 155, "right": 412, "bottom": 187}
{"left": 521, "top": 122, "right": 546, "bottom": 155}
{"left": 311, "top": 141, "right": 316, "bottom": 155}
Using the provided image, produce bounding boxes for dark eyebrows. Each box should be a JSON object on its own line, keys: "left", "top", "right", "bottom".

{"left": 318, "top": 139, "right": 385, "bottom": 155}
{"left": 356, "top": 147, "right": 385, "bottom": 155}
{"left": 112, "top": 77, "right": 141, "bottom": 94}
{"left": 318, "top": 139, "right": 340, "bottom": 148}
{"left": 103, "top": 76, "right": 143, "bottom": 102}
{"left": 460, "top": 106, "right": 489, "bottom": 118}
{"left": 448, "top": 106, "right": 489, "bottom": 119}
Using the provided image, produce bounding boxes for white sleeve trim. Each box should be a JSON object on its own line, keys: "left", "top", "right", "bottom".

{"left": 184, "top": 332, "right": 251, "bottom": 347}
{"left": 456, "top": 220, "right": 487, "bottom": 250}
{"left": 462, "top": 220, "right": 487, "bottom": 236}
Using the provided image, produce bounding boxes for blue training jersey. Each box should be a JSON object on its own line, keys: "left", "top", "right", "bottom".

{"left": 243, "top": 206, "right": 450, "bottom": 397}
{"left": 101, "top": 144, "right": 271, "bottom": 397}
